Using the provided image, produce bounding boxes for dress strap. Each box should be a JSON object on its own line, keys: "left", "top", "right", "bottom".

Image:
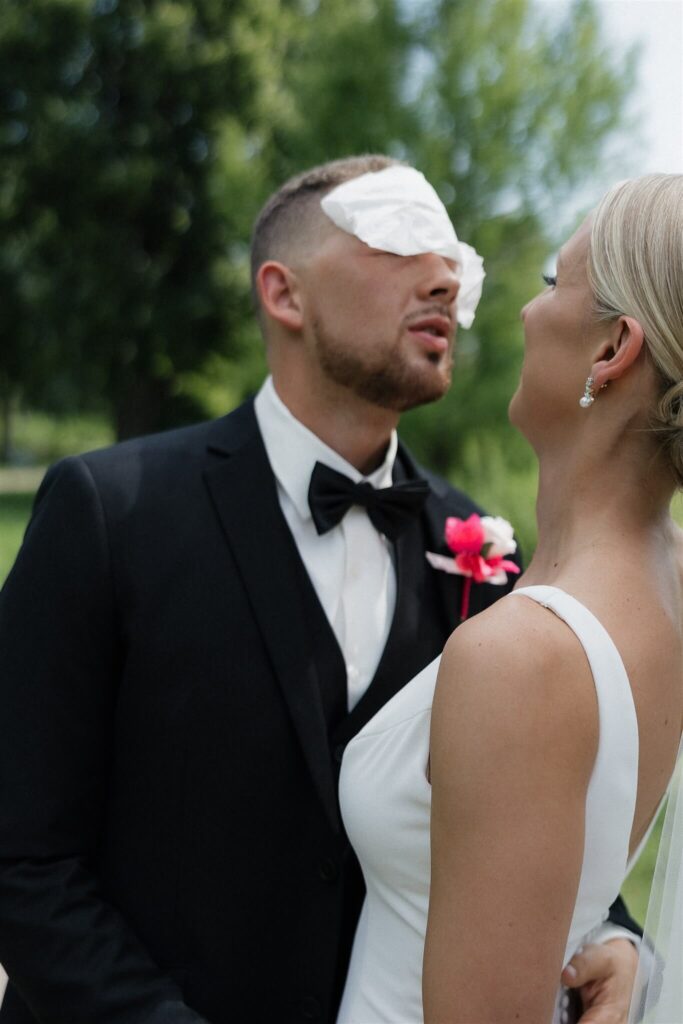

{"left": 510, "top": 585, "right": 639, "bottom": 960}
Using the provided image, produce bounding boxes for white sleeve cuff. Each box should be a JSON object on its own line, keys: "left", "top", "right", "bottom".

{"left": 592, "top": 923, "right": 641, "bottom": 949}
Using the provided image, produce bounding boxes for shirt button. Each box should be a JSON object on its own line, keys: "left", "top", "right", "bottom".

{"left": 301, "top": 995, "right": 321, "bottom": 1019}
{"left": 318, "top": 857, "right": 339, "bottom": 882}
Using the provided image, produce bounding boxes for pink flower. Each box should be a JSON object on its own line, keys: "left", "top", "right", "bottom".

{"left": 426, "top": 513, "right": 520, "bottom": 620}
{"left": 445, "top": 514, "right": 486, "bottom": 554}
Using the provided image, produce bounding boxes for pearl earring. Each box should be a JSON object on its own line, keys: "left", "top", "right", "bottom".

{"left": 579, "top": 376, "right": 595, "bottom": 408}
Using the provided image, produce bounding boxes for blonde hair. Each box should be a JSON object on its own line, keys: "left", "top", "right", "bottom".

{"left": 588, "top": 174, "right": 683, "bottom": 484}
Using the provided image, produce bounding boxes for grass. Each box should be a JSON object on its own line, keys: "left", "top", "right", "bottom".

{"left": 0, "top": 406, "right": 111, "bottom": 581}
{"left": 10, "top": 411, "right": 113, "bottom": 465}
{"left": 0, "top": 489, "right": 36, "bottom": 584}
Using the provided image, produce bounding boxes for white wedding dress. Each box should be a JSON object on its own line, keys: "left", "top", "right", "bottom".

{"left": 337, "top": 586, "right": 660, "bottom": 1024}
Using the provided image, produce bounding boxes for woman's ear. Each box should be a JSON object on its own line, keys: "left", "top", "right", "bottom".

{"left": 256, "top": 261, "right": 304, "bottom": 333}
{"left": 591, "top": 316, "right": 645, "bottom": 389}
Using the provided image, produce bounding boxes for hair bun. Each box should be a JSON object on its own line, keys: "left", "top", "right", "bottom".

{"left": 589, "top": 174, "right": 683, "bottom": 488}
{"left": 655, "top": 381, "right": 683, "bottom": 487}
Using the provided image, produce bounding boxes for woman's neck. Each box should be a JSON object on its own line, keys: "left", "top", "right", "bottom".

{"left": 524, "top": 445, "right": 676, "bottom": 585}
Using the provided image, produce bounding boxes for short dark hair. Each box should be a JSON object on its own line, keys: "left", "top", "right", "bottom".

{"left": 250, "top": 154, "right": 401, "bottom": 315}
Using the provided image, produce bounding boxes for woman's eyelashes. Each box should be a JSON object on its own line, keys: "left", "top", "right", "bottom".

{"left": 542, "top": 273, "right": 557, "bottom": 288}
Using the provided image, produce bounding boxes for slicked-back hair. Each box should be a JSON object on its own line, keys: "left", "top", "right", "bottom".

{"left": 250, "top": 154, "right": 401, "bottom": 319}
{"left": 588, "top": 174, "right": 683, "bottom": 486}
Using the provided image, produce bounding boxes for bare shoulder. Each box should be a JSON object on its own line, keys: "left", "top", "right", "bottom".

{"left": 433, "top": 593, "right": 598, "bottom": 775}
{"left": 439, "top": 590, "right": 592, "bottom": 694}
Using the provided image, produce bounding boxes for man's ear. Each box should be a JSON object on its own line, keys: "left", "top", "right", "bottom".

{"left": 256, "top": 261, "right": 304, "bottom": 333}
{"left": 591, "top": 316, "right": 645, "bottom": 390}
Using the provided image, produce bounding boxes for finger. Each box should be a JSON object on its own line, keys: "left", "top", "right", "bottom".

{"left": 576, "top": 1008, "right": 624, "bottom": 1024}
{"left": 561, "top": 943, "right": 609, "bottom": 988}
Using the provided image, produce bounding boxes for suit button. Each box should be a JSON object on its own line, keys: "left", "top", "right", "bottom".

{"left": 318, "top": 857, "right": 339, "bottom": 882}
{"left": 301, "top": 994, "right": 321, "bottom": 1019}
{"left": 333, "top": 744, "right": 345, "bottom": 764}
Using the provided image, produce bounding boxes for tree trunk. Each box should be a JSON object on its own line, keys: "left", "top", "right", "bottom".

{"left": 113, "top": 374, "right": 174, "bottom": 441}
{"left": 0, "top": 375, "right": 12, "bottom": 465}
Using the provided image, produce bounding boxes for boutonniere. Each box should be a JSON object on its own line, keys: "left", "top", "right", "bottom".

{"left": 426, "top": 513, "right": 521, "bottom": 622}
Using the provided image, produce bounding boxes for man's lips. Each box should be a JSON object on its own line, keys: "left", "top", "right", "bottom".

{"left": 406, "top": 315, "right": 453, "bottom": 353}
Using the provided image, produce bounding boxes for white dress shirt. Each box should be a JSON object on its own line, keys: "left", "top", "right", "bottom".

{"left": 254, "top": 376, "right": 397, "bottom": 710}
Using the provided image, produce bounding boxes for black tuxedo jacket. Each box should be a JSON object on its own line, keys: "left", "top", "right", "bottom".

{"left": 0, "top": 400, "right": 637, "bottom": 1024}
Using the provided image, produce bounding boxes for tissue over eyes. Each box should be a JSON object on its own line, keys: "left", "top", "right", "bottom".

{"left": 320, "top": 166, "right": 485, "bottom": 328}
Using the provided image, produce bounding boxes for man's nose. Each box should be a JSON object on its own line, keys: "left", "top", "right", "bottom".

{"left": 415, "top": 253, "right": 461, "bottom": 304}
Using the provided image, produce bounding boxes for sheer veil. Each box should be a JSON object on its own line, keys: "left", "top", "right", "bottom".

{"left": 629, "top": 737, "right": 683, "bottom": 1023}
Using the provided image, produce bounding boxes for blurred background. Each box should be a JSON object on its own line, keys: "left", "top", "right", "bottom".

{"left": 0, "top": 0, "right": 682, "bottom": 917}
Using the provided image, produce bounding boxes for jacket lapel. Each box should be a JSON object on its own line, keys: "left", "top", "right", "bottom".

{"left": 202, "top": 403, "right": 340, "bottom": 832}
{"left": 334, "top": 516, "right": 429, "bottom": 739}
{"left": 420, "top": 484, "right": 465, "bottom": 637}
{"left": 417, "top": 454, "right": 523, "bottom": 624}
{"left": 334, "top": 445, "right": 465, "bottom": 742}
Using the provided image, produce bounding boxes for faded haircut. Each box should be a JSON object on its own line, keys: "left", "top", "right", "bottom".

{"left": 250, "top": 154, "right": 401, "bottom": 318}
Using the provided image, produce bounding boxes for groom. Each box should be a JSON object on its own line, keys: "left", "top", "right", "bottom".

{"left": 0, "top": 154, "right": 639, "bottom": 1023}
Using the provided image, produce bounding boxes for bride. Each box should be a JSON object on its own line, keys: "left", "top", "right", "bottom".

{"left": 337, "top": 173, "right": 683, "bottom": 1024}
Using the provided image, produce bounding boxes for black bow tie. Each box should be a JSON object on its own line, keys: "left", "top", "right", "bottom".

{"left": 308, "top": 461, "right": 430, "bottom": 541}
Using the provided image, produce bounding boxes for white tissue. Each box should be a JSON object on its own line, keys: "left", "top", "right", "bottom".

{"left": 320, "top": 166, "right": 485, "bottom": 328}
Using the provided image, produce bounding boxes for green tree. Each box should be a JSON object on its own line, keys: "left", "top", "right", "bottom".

{"left": 0, "top": 0, "right": 288, "bottom": 443}
{"left": 0, "top": 0, "right": 635, "bottom": 468}
{"left": 213, "top": 0, "right": 634, "bottom": 477}
{"left": 397, "top": 0, "right": 635, "bottom": 474}
{"left": 181, "top": 0, "right": 418, "bottom": 417}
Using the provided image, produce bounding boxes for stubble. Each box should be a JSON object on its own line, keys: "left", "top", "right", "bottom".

{"left": 312, "top": 316, "right": 454, "bottom": 412}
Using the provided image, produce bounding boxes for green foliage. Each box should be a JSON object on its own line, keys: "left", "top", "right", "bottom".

{"left": 0, "top": 0, "right": 280, "bottom": 438}
{"left": 441, "top": 432, "right": 539, "bottom": 560}
{"left": 1, "top": 0, "right": 635, "bottom": 477}
{"left": 623, "top": 812, "right": 663, "bottom": 925}
{"left": 11, "top": 410, "right": 113, "bottom": 463}
{"left": 268, "top": 0, "right": 415, "bottom": 175}
{"left": 399, "top": 0, "right": 635, "bottom": 474}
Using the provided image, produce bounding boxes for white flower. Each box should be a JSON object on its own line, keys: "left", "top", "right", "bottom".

{"left": 481, "top": 516, "right": 517, "bottom": 557}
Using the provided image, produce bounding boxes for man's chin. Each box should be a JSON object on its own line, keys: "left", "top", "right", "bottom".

{"left": 374, "top": 373, "right": 452, "bottom": 412}
{"left": 317, "top": 344, "right": 452, "bottom": 411}
{"left": 397, "top": 386, "right": 450, "bottom": 412}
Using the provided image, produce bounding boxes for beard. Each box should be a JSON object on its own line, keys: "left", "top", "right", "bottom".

{"left": 312, "top": 316, "right": 453, "bottom": 412}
